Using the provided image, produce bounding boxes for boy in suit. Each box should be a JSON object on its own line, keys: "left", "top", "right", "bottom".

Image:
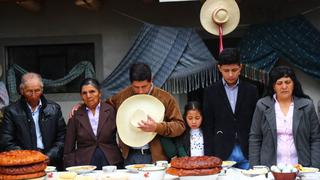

{"left": 202, "top": 48, "right": 258, "bottom": 169}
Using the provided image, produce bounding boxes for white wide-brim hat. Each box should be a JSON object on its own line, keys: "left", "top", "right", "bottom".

{"left": 200, "top": 0, "right": 240, "bottom": 35}
{"left": 116, "top": 94, "right": 165, "bottom": 147}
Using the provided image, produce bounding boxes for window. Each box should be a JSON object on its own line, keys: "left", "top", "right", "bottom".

{"left": 7, "top": 43, "right": 95, "bottom": 93}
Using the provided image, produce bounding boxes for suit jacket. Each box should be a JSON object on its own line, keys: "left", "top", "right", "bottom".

{"left": 0, "top": 96, "right": 66, "bottom": 169}
{"left": 202, "top": 79, "right": 258, "bottom": 160}
{"left": 63, "top": 102, "right": 123, "bottom": 168}
{"left": 249, "top": 96, "right": 320, "bottom": 168}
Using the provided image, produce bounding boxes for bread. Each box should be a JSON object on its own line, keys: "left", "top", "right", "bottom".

{"left": 170, "top": 156, "right": 222, "bottom": 169}
{"left": 166, "top": 166, "right": 221, "bottom": 176}
{"left": 0, "top": 171, "right": 45, "bottom": 180}
{"left": 0, "top": 161, "right": 47, "bottom": 175}
{"left": 166, "top": 156, "right": 222, "bottom": 176}
{"left": 0, "top": 150, "right": 48, "bottom": 180}
{"left": 0, "top": 150, "right": 48, "bottom": 166}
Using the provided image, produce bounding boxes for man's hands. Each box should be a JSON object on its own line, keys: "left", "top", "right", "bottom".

{"left": 137, "top": 115, "right": 158, "bottom": 132}
{"left": 68, "top": 103, "right": 82, "bottom": 119}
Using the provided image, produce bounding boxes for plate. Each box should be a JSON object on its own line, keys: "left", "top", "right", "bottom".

{"left": 125, "top": 164, "right": 154, "bottom": 173}
{"left": 66, "top": 165, "right": 97, "bottom": 174}
{"left": 242, "top": 168, "right": 269, "bottom": 177}
{"left": 299, "top": 167, "right": 319, "bottom": 174}
{"left": 29, "top": 175, "right": 46, "bottom": 180}
{"left": 222, "top": 161, "right": 236, "bottom": 168}
{"left": 179, "top": 174, "right": 219, "bottom": 180}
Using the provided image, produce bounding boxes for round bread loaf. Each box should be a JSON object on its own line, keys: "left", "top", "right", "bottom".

{"left": 0, "top": 150, "right": 48, "bottom": 166}
{"left": 166, "top": 166, "right": 222, "bottom": 176}
{"left": 170, "top": 156, "right": 222, "bottom": 169}
{"left": 0, "top": 161, "right": 47, "bottom": 175}
{"left": 0, "top": 170, "right": 45, "bottom": 180}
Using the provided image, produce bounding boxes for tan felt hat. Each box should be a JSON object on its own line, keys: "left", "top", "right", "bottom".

{"left": 200, "top": 0, "right": 240, "bottom": 35}
{"left": 116, "top": 94, "right": 165, "bottom": 147}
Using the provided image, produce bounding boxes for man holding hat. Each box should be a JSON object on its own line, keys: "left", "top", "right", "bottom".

{"left": 108, "top": 63, "right": 186, "bottom": 165}
{"left": 202, "top": 48, "right": 258, "bottom": 169}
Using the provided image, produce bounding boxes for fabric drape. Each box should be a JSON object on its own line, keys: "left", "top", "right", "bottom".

{"left": 101, "top": 23, "right": 218, "bottom": 99}
{"left": 239, "top": 15, "right": 320, "bottom": 83}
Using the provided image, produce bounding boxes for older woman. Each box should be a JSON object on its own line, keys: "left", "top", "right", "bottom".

{"left": 64, "top": 78, "right": 123, "bottom": 169}
{"left": 249, "top": 66, "right": 320, "bottom": 168}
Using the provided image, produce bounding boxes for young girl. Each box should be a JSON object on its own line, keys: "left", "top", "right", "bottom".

{"left": 160, "top": 101, "right": 204, "bottom": 159}
{"left": 179, "top": 101, "right": 204, "bottom": 156}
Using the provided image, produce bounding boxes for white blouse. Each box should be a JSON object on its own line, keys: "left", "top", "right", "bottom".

{"left": 190, "top": 128, "right": 204, "bottom": 156}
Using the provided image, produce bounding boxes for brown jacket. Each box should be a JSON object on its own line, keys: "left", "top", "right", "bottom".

{"left": 107, "top": 86, "right": 185, "bottom": 162}
{"left": 63, "top": 102, "right": 123, "bottom": 168}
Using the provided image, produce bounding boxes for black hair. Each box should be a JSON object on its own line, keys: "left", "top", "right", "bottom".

{"left": 129, "top": 63, "right": 152, "bottom": 83}
{"left": 266, "top": 66, "right": 310, "bottom": 99}
{"left": 218, "top": 48, "right": 240, "bottom": 65}
{"left": 183, "top": 101, "right": 203, "bottom": 128}
{"left": 80, "top": 78, "right": 101, "bottom": 92}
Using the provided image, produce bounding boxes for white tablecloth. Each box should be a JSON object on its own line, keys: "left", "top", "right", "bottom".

{"left": 47, "top": 168, "right": 320, "bottom": 180}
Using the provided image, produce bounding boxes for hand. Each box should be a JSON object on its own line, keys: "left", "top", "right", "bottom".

{"left": 68, "top": 103, "right": 82, "bottom": 119}
{"left": 137, "top": 115, "right": 158, "bottom": 132}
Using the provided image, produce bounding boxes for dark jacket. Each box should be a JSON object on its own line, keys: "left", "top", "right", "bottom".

{"left": 0, "top": 95, "right": 66, "bottom": 169}
{"left": 63, "top": 102, "right": 123, "bottom": 168}
{"left": 249, "top": 96, "right": 320, "bottom": 168}
{"left": 202, "top": 79, "right": 258, "bottom": 160}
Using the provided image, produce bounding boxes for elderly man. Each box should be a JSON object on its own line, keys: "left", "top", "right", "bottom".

{"left": 0, "top": 72, "right": 66, "bottom": 170}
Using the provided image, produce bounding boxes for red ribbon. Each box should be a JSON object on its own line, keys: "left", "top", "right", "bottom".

{"left": 219, "top": 25, "right": 224, "bottom": 54}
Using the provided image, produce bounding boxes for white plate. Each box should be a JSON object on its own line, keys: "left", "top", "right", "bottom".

{"left": 179, "top": 174, "right": 219, "bottom": 180}
{"left": 222, "top": 161, "right": 236, "bottom": 168}
{"left": 66, "top": 165, "right": 97, "bottom": 174}
{"left": 299, "top": 167, "right": 319, "bottom": 173}
{"left": 125, "top": 164, "right": 154, "bottom": 173}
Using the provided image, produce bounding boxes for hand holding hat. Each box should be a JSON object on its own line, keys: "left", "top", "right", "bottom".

{"left": 116, "top": 94, "right": 165, "bottom": 147}
{"left": 137, "top": 115, "right": 158, "bottom": 132}
{"left": 200, "top": 0, "right": 240, "bottom": 35}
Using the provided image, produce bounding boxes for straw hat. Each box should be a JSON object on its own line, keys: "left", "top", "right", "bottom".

{"left": 200, "top": 0, "right": 240, "bottom": 35}
{"left": 116, "top": 94, "right": 165, "bottom": 147}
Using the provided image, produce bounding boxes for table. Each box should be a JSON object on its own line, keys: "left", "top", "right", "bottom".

{"left": 46, "top": 168, "right": 320, "bottom": 180}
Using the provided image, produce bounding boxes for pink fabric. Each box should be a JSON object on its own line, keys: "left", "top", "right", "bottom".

{"left": 86, "top": 103, "right": 100, "bottom": 136}
{"left": 274, "top": 95, "right": 298, "bottom": 165}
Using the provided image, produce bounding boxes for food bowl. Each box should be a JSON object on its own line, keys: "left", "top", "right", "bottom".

{"left": 272, "top": 171, "right": 297, "bottom": 180}
{"left": 137, "top": 166, "right": 166, "bottom": 180}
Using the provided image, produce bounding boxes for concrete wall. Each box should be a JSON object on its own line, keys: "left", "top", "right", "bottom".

{"left": 0, "top": 0, "right": 320, "bottom": 119}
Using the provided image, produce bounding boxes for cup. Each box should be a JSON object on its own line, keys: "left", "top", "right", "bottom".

{"left": 156, "top": 160, "right": 168, "bottom": 168}
{"left": 103, "top": 165, "right": 117, "bottom": 173}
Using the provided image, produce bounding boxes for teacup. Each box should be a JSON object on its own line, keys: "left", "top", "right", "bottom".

{"left": 103, "top": 165, "right": 117, "bottom": 173}
{"left": 156, "top": 160, "right": 168, "bottom": 168}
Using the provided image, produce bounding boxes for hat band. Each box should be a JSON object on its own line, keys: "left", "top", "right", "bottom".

{"left": 212, "top": 8, "right": 229, "bottom": 24}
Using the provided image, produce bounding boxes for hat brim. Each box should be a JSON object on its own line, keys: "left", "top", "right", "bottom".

{"left": 116, "top": 94, "right": 165, "bottom": 147}
{"left": 200, "top": 0, "right": 240, "bottom": 36}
